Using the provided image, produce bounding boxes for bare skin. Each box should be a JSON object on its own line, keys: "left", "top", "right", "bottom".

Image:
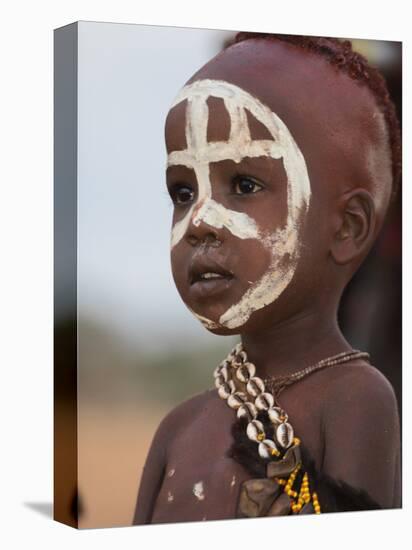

{"left": 133, "top": 39, "right": 400, "bottom": 525}
{"left": 134, "top": 361, "right": 400, "bottom": 524}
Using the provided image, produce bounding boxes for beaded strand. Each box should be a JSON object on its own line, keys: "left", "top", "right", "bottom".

{"left": 215, "top": 342, "right": 369, "bottom": 516}
{"left": 264, "top": 349, "right": 370, "bottom": 399}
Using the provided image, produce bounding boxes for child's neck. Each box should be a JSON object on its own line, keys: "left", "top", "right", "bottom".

{"left": 240, "top": 305, "right": 351, "bottom": 380}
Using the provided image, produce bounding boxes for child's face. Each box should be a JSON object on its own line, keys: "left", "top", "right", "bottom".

{"left": 165, "top": 39, "right": 390, "bottom": 334}
{"left": 166, "top": 80, "right": 310, "bottom": 332}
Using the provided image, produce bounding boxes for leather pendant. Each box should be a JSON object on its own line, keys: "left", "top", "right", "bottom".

{"left": 237, "top": 478, "right": 282, "bottom": 518}
{"left": 266, "top": 443, "right": 301, "bottom": 478}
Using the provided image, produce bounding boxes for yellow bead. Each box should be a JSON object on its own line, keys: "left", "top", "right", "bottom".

{"left": 257, "top": 433, "right": 265, "bottom": 441}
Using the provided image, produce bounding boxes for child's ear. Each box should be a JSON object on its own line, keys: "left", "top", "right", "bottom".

{"left": 330, "top": 188, "right": 376, "bottom": 265}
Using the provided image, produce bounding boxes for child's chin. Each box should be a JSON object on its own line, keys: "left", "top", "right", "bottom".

{"left": 205, "top": 324, "right": 238, "bottom": 337}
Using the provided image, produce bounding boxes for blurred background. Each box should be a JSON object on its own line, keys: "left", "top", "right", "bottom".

{"left": 54, "top": 22, "right": 401, "bottom": 528}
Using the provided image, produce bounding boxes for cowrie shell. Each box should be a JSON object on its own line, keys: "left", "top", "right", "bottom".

{"left": 246, "top": 377, "right": 265, "bottom": 397}
{"left": 246, "top": 420, "right": 265, "bottom": 442}
{"left": 234, "top": 342, "right": 243, "bottom": 355}
{"left": 268, "top": 407, "right": 283, "bottom": 424}
{"left": 217, "top": 380, "right": 235, "bottom": 399}
{"left": 255, "top": 392, "right": 274, "bottom": 411}
{"left": 258, "top": 439, "right": 279, "bottom": 459}
{"left": 227, "top": 392, "right": 248, "bottom": 410}
{"left": 213, "top": 360, "right": 229, "bottom": 378}
{"left": 276, "top": 422, "right": 294, "bottom": 448}
{"left": 237, "top": 402, "right": 258, "bottom": 421}
{"left": 233, "top": 351, "right": 247, "bottom": 367}
{"left": 215, "top": 374, "right": 228, "bottom": 388}
{"left": 235, "top": 362, "right": 256, "bottom": 383}
{"left": 238, "top": 350, "right": 247, "bottom": 362}
{"left": 219, "top": 366, "right": 230, "bottom": 382}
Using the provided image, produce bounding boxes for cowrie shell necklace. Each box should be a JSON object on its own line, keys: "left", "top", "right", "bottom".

{"left": 214, "top": 343, "right": 370, "bottom": 462}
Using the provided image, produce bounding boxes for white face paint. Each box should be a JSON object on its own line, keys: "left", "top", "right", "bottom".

{"left": 168, "top": 79, "right": 311, "bottom": 330}
{"left": 192, "top": 481, "right": 205, "bottom": 501}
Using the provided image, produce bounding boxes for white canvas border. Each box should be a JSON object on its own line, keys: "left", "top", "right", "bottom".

{"left": 0, "top": 0, "right": 409, "bottom": 548}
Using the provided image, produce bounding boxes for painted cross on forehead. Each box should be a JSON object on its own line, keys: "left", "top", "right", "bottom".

{"left": 168, "top": 79, "right": 312, "bottom": 330}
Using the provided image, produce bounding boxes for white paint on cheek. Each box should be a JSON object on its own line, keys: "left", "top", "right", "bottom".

{"left": 168, "top": 79, "right": 312, "bottom": 329}
{"left": 167, "top": 491, "right": 174, "bottom": 502}
{"left": 187, "top": 306, "right": 220, "bottom": 330}
{"left": 167, "top": 468, "right": 175, "bottom": 478}
{"left": 230, "top": 475, "right": 236, "bottom": 488}
{"left": 193, "top": 481, "right": 205, "bottom": 501}
{"left": 219, "top": 225, "right": 300, "bottom": 329}
{"left": 192, "top": 199, "right": 260, "bottom": 240}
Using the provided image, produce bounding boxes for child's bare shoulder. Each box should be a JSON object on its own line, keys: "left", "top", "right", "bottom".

{"left": 319, "top": 362, "right": 399, "bottom": 439}
{"left": 319, "top": 361, "right": 400, "bottom": 507}
{"left": 154, "top": 388, "right": 217, "bottom": 446}
{"left": 324, "top": 362, "right": 397, "bottom": 414}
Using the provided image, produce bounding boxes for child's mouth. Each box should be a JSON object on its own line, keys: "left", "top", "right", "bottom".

{"left": 190, "top": 274, "right": 234, "bottom": 298}
{"left": 189, "top": 257, "right": 235, "bottom": 299}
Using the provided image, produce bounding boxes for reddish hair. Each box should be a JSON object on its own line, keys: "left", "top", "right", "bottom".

{"left": 230, "top": 33, "right": 402, "bottom": 201}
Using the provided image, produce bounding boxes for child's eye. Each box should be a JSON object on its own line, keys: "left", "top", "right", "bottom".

{"left": 169, "top": 184, "right": 195, "bottom": 205}
{"left": 233, "top": 176, "right": 264, "bottom": 195}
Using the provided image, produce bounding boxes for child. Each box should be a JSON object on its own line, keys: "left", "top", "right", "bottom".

{"left": 133, "top": 33, "right": 401, "bottom": 524}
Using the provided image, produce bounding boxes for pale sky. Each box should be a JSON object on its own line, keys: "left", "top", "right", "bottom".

{"left": 75, "top": 22, "right": 235, "bottom": 352}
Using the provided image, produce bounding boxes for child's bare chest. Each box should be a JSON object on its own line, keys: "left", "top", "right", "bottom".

{"left": 150, "top": 395, "right": 250, "bottom": 523}
{"left": 150, "top": 385, "right": 324, "bottom": 524}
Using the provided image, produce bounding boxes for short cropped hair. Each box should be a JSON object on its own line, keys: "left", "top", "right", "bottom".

{"left": 230, "top": 33, "right": 402, "bottom": 202}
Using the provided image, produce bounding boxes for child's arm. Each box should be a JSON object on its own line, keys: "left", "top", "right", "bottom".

{"left": 132, "top": 390, "right": 212, "bottom": 524}
{"left": 321, "top": 365, "right": 401, "bottom": 509}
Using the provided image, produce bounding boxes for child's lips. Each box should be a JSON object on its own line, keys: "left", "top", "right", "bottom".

{"left": 190, "top": 275, "right": 234, "bottom": 299}
{"left": 188, "top": 256, "right": 235, "bottom": 298}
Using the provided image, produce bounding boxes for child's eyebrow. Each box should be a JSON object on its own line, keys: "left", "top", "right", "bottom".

{"left": 223, "top": 156, "right": 287, "bottom": 183}
{"left": 232, "top": 155, "right": 283, "bottom": 170}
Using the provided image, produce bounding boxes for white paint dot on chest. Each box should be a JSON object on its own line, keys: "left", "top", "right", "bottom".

{"left": 167, "top": 491, "right": 174, "bottom": 502}
{"left": 230, "top": 475, "right": 236, "bottom": 488}
{"left": 167, "top": 468, "right": 175, "bottom": 478}
{"left": 193, "top": 481, "right": 205, "bottom": 501}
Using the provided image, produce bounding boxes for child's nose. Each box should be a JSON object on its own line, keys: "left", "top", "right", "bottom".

{"left": 185, "top": 201, "right": 223, "bottom": 247}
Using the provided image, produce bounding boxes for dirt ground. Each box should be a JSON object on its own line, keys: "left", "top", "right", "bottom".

{"left": 77, "top": 401, "right": 170, "bottom": 528}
